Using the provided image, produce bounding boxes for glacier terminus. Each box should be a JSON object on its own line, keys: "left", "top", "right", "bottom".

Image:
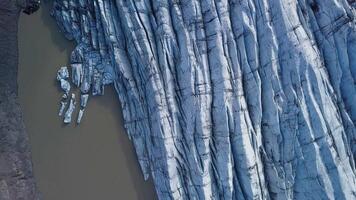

{"left": 53, "top": 0, "right": 356, "bottom": 199}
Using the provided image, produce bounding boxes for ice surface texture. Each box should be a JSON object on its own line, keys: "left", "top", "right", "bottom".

{"left": 52, "top": 0, "right": 356, "bottom": 199}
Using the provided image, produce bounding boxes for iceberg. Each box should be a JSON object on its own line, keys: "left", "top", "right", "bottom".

{"left": 77, "top": 94, "right": 89, "bottom": 124}
{"left": 63, "top": 93, "right": 76, "bottom": 124}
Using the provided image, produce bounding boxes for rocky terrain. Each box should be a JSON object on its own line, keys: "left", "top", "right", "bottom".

{"left": 0, "top": 1, "right": 39, "bottom": 199}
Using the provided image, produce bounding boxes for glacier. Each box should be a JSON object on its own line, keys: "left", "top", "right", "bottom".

{"left": 52, "top": 0, "right": 356, "bottom": 199}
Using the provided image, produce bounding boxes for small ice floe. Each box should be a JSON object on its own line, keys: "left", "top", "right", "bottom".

{"left": 77, "top": 94, "right": 89, "bottom": 124}
{"left": 58, "top": 94, "right": 68, "bottom": 116}
{"left": 64, "top": 93, "right": 76, "bottom": 124}
{"left": 57, "top": 66, "right": 71, "bottom": 94}
{"left": 55, "top": 53, "right": 113, "bottom": 124}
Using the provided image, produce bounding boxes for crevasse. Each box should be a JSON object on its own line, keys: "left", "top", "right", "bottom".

{"left": 52, "top": 0, "right": 356, "bottom": 199}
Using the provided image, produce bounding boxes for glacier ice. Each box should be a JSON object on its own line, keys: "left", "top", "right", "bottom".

{"left": 71, "top": 63, "right": 83, "bottom": 87}
{"left": 58, "top": 94, "right": 68, "bottom": 116}
{"left": 56, "top": 66, "right": 70, "bottom": 95}
{"left": 64, "top": 93, "right": 76, "bottom": 124}
{"left": 52, "top": 0, "right": 356, "bottom": 199}
{"left": 77, "top": 94, "right": 89, "bottom": 124}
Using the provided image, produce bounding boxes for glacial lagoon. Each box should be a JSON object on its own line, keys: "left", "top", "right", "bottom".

{"left": 18, "top": 3, "right": 156, "bottom": 200}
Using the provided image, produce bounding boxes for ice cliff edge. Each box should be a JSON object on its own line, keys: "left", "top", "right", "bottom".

{"left": 53, "top": 0, "right": 356, "bottom": 199}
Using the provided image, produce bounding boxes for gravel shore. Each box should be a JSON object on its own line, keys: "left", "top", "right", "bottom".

{"left": 0, "top": 1, "right": 39, "bottom": 199}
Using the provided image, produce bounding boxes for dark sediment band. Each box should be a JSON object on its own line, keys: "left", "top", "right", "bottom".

{"left": 0, "top": 1, "right": 39, "bottom": 199}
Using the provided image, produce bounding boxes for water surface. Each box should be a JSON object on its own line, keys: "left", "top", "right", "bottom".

{"left": 18, "top": 3, "right": 156, "bottom": 200}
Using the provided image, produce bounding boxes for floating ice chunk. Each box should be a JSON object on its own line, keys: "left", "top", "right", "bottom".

{"left": 57, "top": 66, "right": 70, "bottom": 94}
{"left": 56, "top": 66, "right": 69, "bottom": 80}
{"left": 63, "top": 93, "right": 76, "bottom": 124}
{"left": 80, "top": 94, "right": 89, "bottom": 108}
{"left": 59, "top": 79, "right": 70, "bottom": 94}
{"left": 77, "top": 94, "right": 89, "bottom": 124}
{"left": 80, "top": 80, "right": 90, "bottom": 94}
{"left": 58, "top": 94, "right": 68, "bottom": 116}
{"left": 77, "top": 109, "right": 85, "bottom": 124}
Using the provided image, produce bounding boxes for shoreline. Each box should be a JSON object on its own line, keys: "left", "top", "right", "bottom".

{"left": 18, "top": 2, "right": 156, "bottom": 200}
{"left": 0, "top": 1, "right": 39, "bottom": 199}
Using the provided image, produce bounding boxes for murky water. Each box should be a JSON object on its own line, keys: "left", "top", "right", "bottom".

{"left": 18, "top": 3, "right": 156, "bottom": 200}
